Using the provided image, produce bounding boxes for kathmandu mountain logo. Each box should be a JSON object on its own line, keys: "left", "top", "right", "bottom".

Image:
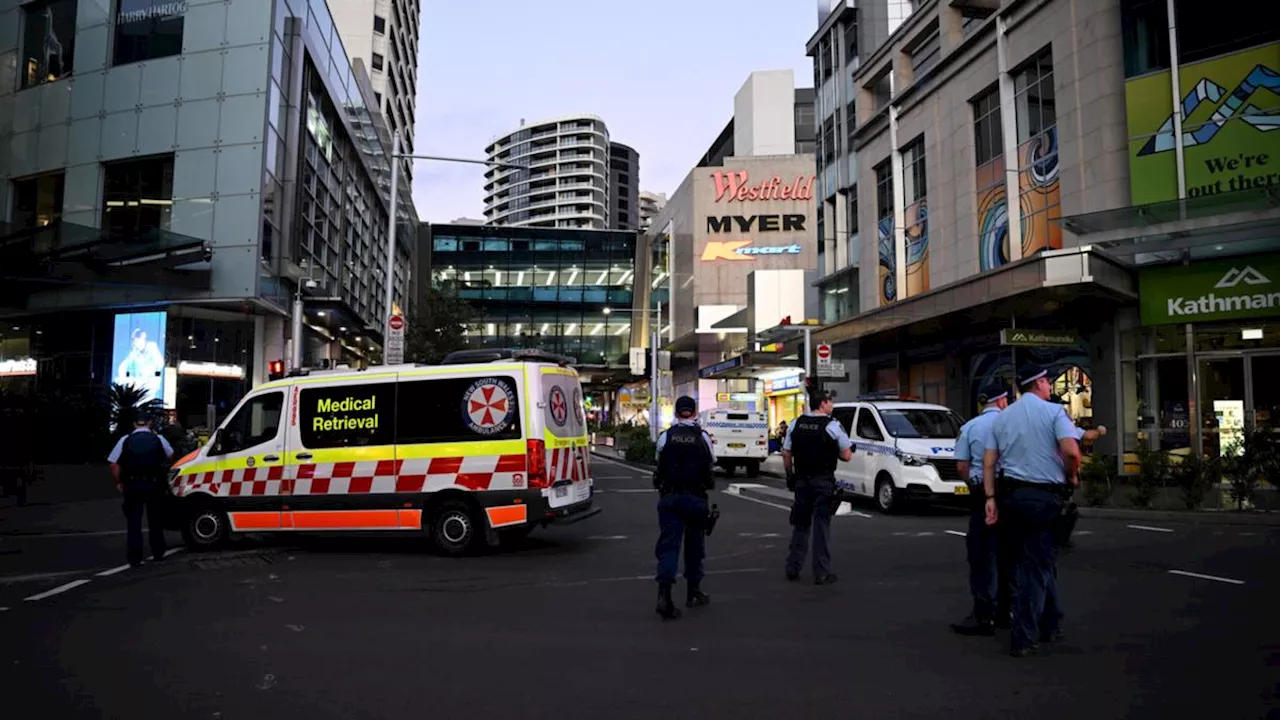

{"left": 1215, "top": 266, "right": 1271, "bottom": 288}
{"left": 1137, "top": 64, "right": 1279, "bottom": 157}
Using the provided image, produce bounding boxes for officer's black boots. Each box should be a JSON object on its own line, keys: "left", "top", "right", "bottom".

{"left": 951, "top": 614, "right": 996, "bottom": 637}
{"left": 686, "top": 586, "right": 711, "bottom": 608}
{"left": 656, "top": 585, "right": 681, "bottom": 620}
{"left": 814, "top": 573, "right": 839, "bottom": 586}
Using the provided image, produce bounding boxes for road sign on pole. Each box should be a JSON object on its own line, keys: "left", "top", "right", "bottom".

{"left": 386, "top": 313, "right": 405, "bottom": 365}
{"left": 816, "top": 343, "right": 832, "bottom": 367}
{"left": 816, "top": 362, "right": 845, "bottom": 378}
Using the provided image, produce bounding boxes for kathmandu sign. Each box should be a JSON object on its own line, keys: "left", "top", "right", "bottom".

{"left": 1139, "top": 254, "right": 1280, "bottom": 325}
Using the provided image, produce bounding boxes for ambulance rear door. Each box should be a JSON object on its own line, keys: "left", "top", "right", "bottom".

{"left": 537, "top": 366, "right": 592, "bottom": 510}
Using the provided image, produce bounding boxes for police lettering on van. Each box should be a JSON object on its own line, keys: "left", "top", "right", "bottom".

{"left": 165, "top": 350, "right": 598, "bottom": 556}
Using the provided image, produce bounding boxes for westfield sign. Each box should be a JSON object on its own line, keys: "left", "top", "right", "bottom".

{"left": 711, "top": 171, "right": 816, "bottom": 203}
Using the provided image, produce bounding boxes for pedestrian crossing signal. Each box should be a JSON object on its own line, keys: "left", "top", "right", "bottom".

{"left": 268, "top": 360, "right": 285, "bottom": 381}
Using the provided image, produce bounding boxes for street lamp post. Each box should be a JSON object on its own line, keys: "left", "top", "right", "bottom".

{"left": 382, "top": 130, "right": 526, "bottom": 364}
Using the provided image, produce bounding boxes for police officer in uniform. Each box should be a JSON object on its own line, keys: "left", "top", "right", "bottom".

{"left": 982, "top": 367, "right": 1081, "bottom": 657}
{"left": 782, "top": 391, "right": 854, "bottom": 584}
{"left": 108, "top": 412, "right": 175, "bottom": 567}
{"left": 951, "top": 383, "right": 1012, "bottom": 636}
{"left": 653, "top": 396, "right": 716, "bottom": 620}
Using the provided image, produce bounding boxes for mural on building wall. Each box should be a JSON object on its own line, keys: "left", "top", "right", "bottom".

{"left": 974, "top": 127, "right": 1061, "bottom": 272}
{"left": 1017, "top": 125, "right": 1063, "bottom": 260}
{"left": 976, "top": 156, "right": 1009, "bottom": 271}
{"left": 968, "top": 344, "right": 1091, "bottom": 419}
{"left": 1125, "top": 42, "right": 1279, "bottom": 206}
{"left": 877, "top": 215, "right": 896, "bottom": 304}
{"left": 904, "top": 200, "right": 929, "bottom": 297}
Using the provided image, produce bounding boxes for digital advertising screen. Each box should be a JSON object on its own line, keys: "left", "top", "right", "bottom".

{"left": 112, "top": 311, "right": 168, "bottom": 403}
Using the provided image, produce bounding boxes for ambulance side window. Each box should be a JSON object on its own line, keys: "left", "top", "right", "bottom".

{"left": 299, "top": 383, "right": 397, "bottom": 449}
{"left": 855, "top": 409, "right": 884, "bottom": 441}
{"left": 397, "top": 375, "right": 522, "bottom": 444}
{"left": 213, "top": 392, "right": 283, "bottom": 456}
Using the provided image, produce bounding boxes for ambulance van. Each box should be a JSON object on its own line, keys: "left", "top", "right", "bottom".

{"left": 165, "top": 349, "right": 600, "bottom": 555}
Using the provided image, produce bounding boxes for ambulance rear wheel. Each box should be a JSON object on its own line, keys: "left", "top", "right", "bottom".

{"left": 431, "top": 501, "right": 478, "bottom": 556}
{"left": 181, "top": 502, "right": 229, "bottom": 550}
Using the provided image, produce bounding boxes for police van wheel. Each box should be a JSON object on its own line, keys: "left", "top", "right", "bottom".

{"left": 875, "top": 476, "right": 898, "bottom": 514}
{"left": 181, "top": 504, "right": 229, "bottom": 550}
{"left": 431, "top": 501, "right": 478, "bottom": 556}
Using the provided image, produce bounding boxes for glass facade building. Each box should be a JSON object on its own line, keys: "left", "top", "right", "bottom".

{"left": 425, "top": 224, "right": 638, "bottom": 366}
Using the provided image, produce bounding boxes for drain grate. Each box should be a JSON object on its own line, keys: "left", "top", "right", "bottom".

{"left": 188, "top": 551, "right": 280, "bottom": 571}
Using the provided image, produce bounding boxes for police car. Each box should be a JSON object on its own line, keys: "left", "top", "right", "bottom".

{"left": 164, "top": 349, "right": 600, "bottom": 556}
{"left": 698, "top": 409, "right": 769, "bottom": 477}
{"left": 830, "top": 394, "right": 967, "bottom": 513}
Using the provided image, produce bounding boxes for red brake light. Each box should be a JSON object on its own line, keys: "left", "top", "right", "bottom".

{"left": 526, "top": 439, "right": 549, "bottom": 489}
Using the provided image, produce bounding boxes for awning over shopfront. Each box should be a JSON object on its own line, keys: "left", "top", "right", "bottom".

{"left": 813, "top": 246, "right": 1137, "bottom": 347}
{"left": 698, "top": 351, "right": 801, "bottom": 380}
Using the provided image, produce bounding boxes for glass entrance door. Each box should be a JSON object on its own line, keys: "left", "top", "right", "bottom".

{"left": 1198, "top": 356, "right": 1246, "bottom": 457}
{"left": 1249, "top": 353, "right": 1280, "bottom": 432}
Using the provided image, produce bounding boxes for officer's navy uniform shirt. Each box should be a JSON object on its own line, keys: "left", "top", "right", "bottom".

{"left": 954, "top": 406, "right": 1001, "bottom": 484}
{"left": 107, "top": 428, "right": 174, "bottom": 464}
{"left": 781, "top": 412, "right": 854, "bottom": 453}
{"left": 986, "top": 393, "right": 1077, "bottom": 485}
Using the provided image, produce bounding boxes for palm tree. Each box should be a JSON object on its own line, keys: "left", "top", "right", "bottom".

{"left": 106, "top": 383, "right": 166, "bottom": 438}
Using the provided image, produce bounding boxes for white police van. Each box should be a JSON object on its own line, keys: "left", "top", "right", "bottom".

{"left": 699, "top": 409, "right": 769, "bottom": 477}
{"left": 829, "top": 395, "right": 967, "bottom": 513}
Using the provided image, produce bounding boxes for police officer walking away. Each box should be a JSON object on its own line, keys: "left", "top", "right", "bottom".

{"left": 982, "top": 367, "right": 1081, "bottom": 657}
{"left": 108, "top": 412, "right": 175, "bottom": 567}
{"left": 951, "top": 383, "right": 1011, "bottom": 636}
{"left": 782, "top": 391, "right": 854, "bottom": 584}
{"left": 653, "top": 396, "right": 716, "bottom": 619}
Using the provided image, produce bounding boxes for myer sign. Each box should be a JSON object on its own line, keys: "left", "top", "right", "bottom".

{"left": 1139, "top": 254, "right": 1280, "bottom": 326}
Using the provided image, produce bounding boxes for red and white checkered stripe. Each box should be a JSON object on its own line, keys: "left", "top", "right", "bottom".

{"left": 548, "top": 446, "right": 589, "bottom": 484}
{"left": 172, "top": 454, "right": 529, "bottom": 498}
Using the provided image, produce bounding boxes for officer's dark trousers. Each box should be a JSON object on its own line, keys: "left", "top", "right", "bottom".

{"left": 786, "top": 476, "right": 834, "bottom": 578}
{"left": 1001, "top": 485, "right": 1064, "bottom": 651}
{"left": 655, "top": 491, "right": 708, "bottom": 588}
{"left": 965, "top": 490, "right": 1015, "bottom": 622}
{"left": 123, "top": 481, "right": 167, "bottom": 565}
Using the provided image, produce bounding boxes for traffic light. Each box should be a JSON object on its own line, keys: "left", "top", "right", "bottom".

{"left": 268, "top": 359, "right": 285, "bottom": 381}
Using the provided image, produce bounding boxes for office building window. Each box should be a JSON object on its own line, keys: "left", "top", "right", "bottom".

{"left": 874, "top": 158, "right": 895, "bottom": 304}
{"left": 103, "top": 155, "right": 175, "bottom": 240}
{"left": 843, "top": 18, "right": 859, "bottom": 68}
{"left": 902, "top": 139, "right": 926, "bottom": 205}
{"left": 114, "top": 0, "right": 187, "bottom": 66}
{"left": 972, "top": 86, "right": 1007, "bottom": 271}
{"left": 1012, "top": 49, "right": 1062, "bottom": 263}
{"left": 846, "top": 188, "right": 859, "bottom": 267}
{"left": 371, "top": 53, "right": 384, "bottom": 71}
{"left": 973, "top": 87, "right": 1003, "bottom": 167}
{"left": 909, "top": 23, "right": 942, "bottom": 80}
{"left": 12, "top": 173, "right": 66, "bottom": 230}
{"left": 874, "top": 160, "right": 893, "bottom": 222}
{"left": 901, "top": 137, "right": 928, "bottom": 296}
{"left": 20, "top": 0, "right": 76, "bottom": 89}
{"left": 374, "top": 15, "right": 386, "bottom": 34}
{"left": 1173, "top": 0, "right": 1277, "bottom": 66}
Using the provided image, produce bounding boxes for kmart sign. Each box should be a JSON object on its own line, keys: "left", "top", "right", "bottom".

{"left": 1139, "top": 254, "right": 1280, "bottom": 325}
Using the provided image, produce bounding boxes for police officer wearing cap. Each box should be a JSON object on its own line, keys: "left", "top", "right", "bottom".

{"left": 982, "top": 367, "right": 1081, "bottom": 657}
{"left": 951, "top": 382, "right": 1012, "bottom": 636}
{"left": 782, "top": 391, "right": 854, "bottom": 585}
{"left": 652, "top": 396, "right": 716, "bottom": 620}
{"left": 107, "top": 412, "right": 175, "bottom": 567}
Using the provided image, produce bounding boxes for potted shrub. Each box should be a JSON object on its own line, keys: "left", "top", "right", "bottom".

{"left": 1131, "top": 444, "right": 1169, "bottom": 509}
{"left": 1079, "top": 454, "right": 1117, "bottom": 508}
{"left": 1168, "top": 452, "right": 1220, "bottom": 511}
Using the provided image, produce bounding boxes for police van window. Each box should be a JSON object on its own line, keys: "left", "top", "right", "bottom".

{"left": 878, "top": 409, "right": 963, "bottom": 439}
{"left": 832, "top": 407, "right": 855, "bottom": 435}
{"left": 397, "top": 375, "right": 522, "bottom": 444}
{"left": 300, "top": 383, "right": 396, "bottom": 449}
{"left": 213, "top": 392, "right": 284, "bottom": 456}
{"left": 855, "top": 409, "right": 885, "bottom": 441}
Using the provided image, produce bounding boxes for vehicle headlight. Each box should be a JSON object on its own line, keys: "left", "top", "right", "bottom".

{"left": 896, "top": 451, "right": 929, "bottom": 466}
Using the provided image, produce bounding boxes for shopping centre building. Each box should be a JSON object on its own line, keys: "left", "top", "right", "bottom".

{"left": 805, "top": 0, "right": 1278, "bottom": 462}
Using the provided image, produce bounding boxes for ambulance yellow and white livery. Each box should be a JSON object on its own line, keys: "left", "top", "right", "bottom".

{"left": 166, "top": 349, "right": 599, "bottom": 555}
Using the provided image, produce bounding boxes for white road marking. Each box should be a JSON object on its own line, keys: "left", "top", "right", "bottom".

{"left": 1127, "top": 524, "right": 1174, "bottom": 533}
{"left": 587, "top": 535, "right": 628, "bottom": 540}
{"left": 541, "top": 567, "right": 765, "bottom": 588}
{"left": 592, "top": 475, "right": 638, "bottom": 480}
{"left": 24, "top": 579, "right": 92, "bottom": 601}
{"left": 164, "top": 547, "right": 186, "bottom": 558}
{"left": 1167, "top": 569, "right": 1245, "bottom": 585}
{"left": 916, "top": 532, "right": 935, "bottom": 537}
{"left": 95, "top": 564, "right": 132, "bottom": 577}
{"left": 721, "top": 492, "right": 792, "bottom": 512}
{"left": 0, "top": 607, "right": 8, "bottom": 612}
{"left": 0, "top": 569, "right": 91, "bottom": 585}
{"left": 597, "top": 489, "right": 654, "bottom": 494}
{"left": 945, "top": 530, "right": 967, "bottom": 537}
{"left": 738, "top": 532, "right": 782, "bottom": 538}
{"left": 1074, "top": 530, "right": 1094, "bottom": 536}
{"left": 2, "top": 529, "right": 129, "bottom": 539}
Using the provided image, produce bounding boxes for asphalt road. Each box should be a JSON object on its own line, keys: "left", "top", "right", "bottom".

{"left": 2, "top": 457, "right": 1278, "bottom": 719}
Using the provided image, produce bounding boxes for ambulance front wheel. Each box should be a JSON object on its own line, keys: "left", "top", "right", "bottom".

{"left": 431, "top": 500, "right": 479, "bottom": 556}
{"left": 181, "top": 501, "right": 229, "bottom": 550}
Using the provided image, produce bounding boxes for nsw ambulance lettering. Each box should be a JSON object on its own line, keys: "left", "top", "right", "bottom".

{"left": 313, "top": 395, "right": 380, "bottom": 431}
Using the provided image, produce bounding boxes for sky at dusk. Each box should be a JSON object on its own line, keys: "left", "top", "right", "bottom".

{"left": 411, "top": 0, "right": 818, "bottom": 222}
